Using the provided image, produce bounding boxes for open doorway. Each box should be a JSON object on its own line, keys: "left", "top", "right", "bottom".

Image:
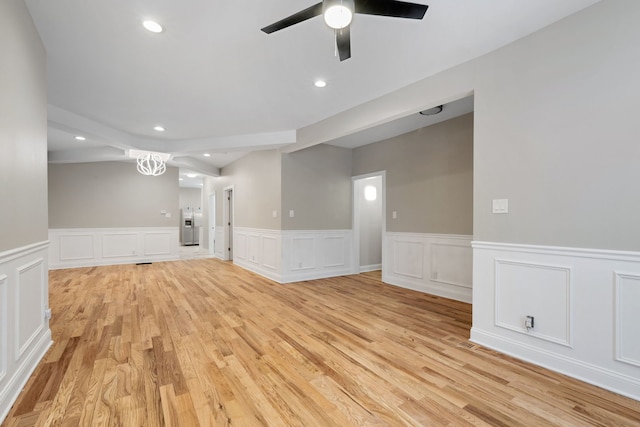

{"left": 352, "top": 172, "right": 385, "bottom": 273}
{"left": 223, "top": 186, "right": 234, "bottom": 261}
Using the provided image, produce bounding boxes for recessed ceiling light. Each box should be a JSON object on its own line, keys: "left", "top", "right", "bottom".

{"left": 154, "top": 126, "right": 165, "bottom": 132}
{"left": 75, "top": 136, "right": 86, "bottom": 141}
{"left": 186, "top": 173, "right": 197, "bottom": 178}
{"left": 203, "top": 153, "right": 211, "bottom": 157}
{"left": 143, "top": 20, "right": 163, "bottom": 33}
{"left": 179, "top": 178, "right": 184, "bottom": 181}
{"left": 314, "top": 80, "right": 327, "bottom": 88}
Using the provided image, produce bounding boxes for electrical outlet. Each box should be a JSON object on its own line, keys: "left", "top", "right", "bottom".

{"left": 525, "top": 315, "right": 535, "bottom": 331}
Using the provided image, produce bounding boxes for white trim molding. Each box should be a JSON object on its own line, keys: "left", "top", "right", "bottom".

{"left": 49, "top": 227, "right": 180, "bottom": 269}
{"left": 471, "top": 241, "right": 640, "bottom": 401}
{"left": 494, "top": 259, "right": 573, "bottom": 348}
{"left": 614, "top": 271, "right": 640, "bottom": 368}
{"left": 383, "top": 232, "right": 472, "bottom": 303}
{"left": 0, "top": 242, "right": 52, "bottom": 424}
{"left": 232, "top": 228, "right": 353, "bottom": 284}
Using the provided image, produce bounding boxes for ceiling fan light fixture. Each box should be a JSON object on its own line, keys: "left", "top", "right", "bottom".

{"left": 324, "top": 0, "right": 354, "bottom": 29}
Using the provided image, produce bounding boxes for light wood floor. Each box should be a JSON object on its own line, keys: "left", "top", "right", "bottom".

{"left": 3, "top": 259, "right": 640, "bottom": 426}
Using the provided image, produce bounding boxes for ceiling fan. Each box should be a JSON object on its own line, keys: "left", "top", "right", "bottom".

{"left": 261, "top": 0, "right": 429, "bottom": 61}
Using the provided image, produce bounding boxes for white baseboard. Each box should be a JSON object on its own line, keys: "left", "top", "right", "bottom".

{"left": 49, "top": 227, "right": 180, "bottom": 269}
{"left": 0, "top": 242, "right": 52, "bottom": 424}
{"left": 472, "top": 241, "right": 640, "bottom": 401}
{"left": 471, "top": 328, "right": 640, "bottom": 401}
{"left": 360, "top": 264, "right": 381, "bottom": 273}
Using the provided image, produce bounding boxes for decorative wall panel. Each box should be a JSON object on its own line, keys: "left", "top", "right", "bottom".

{"left": 495, "top": 259, "right": 572, "bottom": 346}
{"left": 615, "top": 272, "right": 640, "bottom": 367}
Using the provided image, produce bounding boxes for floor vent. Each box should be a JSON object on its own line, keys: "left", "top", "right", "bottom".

{"left": 457, "top": 341, "right": 477, "bottom": 350}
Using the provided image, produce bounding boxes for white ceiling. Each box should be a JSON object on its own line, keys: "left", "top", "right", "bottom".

{"left": 26, "top": 0, "right": 600, "bottom": 181}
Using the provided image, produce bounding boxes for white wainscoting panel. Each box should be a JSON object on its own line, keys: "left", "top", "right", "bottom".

{"left": 262, "top": 236, "right": 278, "bottom": 270}
{"left": 324, "top": 237, "right": 346, "bottom": 268}
{"left": 431, "top": 242, "right": 472, "bottom": 288}
{"left": 0, "top": 242, "right": 52, "bottom": 424}
{"left": 102, "top": 233, "right": 137, "bottom": 258}
{"left": 290, "top": 237, "right": 315, "bottom": 271}
{"left": 232, "top": 228, "right": 353, "bottom": 284}
{"left": 233, "top": 228, "right": 282, "bottom": 282}
{"left": 614, "top": 272, "right": 640, "bottom": 368}
{"left": 282, "top": 230, "right": 352, "bottom": 283}
{"left": 0, "top": 274, "right": 6, "bottom": 385}
{"left": 235, "top": 233, "right": 247, "bottom": 260}
{"left": 393, "top": 240, "right": 424, "bottom": 279}
{"left": 49, "top": 228, "right": 180, "bottom": 269}
{"left": 383, "top": 233, "right": 472, "bottom": 303}
{"left": 143, "top": 232, "right": 173, "bottom": 256}
{"left": 247, "top": 234, "right": 261, "bottom": 265}
{"left": 16, "top": 258, "right": 46, "bottom": 360}
{"left": 472, "top": 241, "right": 640, "bottom": 401}
{"left": 495, "top": 259, "right": 572, "bottom": 347}
{"left": 59, "top": 234, "right": 94, "bottom": 261}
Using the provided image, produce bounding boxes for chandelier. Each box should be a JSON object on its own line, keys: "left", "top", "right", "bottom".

{"left": 128, "top": 149, "right": 171, "bottom": 176}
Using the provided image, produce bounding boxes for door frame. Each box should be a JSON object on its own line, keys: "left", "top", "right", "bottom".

{"left": 352, "top": 171, "right": 386, "bottom": 274}
{"left": 208, "top": 192, "right": 216, "bottom": 255}
{"left": 223, "top": 185, "right": 234, "bottom": 261}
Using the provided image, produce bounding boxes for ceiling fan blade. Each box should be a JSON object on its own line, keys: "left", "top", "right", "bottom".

{"left": 261, "top": 3, "right": 323, "bottom": 34}
{"left": 355, "top": 0, "right": 428, "bottom": 19}
{"left": 336, "top": 27, "right": 351, "bottom": 61}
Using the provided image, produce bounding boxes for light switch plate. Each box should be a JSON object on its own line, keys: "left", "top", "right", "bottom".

{"left": 492, "top": 199, "right": 509, "bottom": 214}
{"left": 289, "top": 210, "right": 295, "bottom": 218}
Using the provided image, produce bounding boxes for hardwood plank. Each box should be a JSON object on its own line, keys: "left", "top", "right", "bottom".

{"left": 2, "top": 260, "right": 640, "bottom": 426}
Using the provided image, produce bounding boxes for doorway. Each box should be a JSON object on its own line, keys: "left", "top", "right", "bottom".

{"left": 223, "top": 186, "right": 234, "bottom": 261}
{"left": 352, "top": 172, "right": 385, "bottom": 273}
{"left": 208, "top": 192, "right": 216, "bottom": 255}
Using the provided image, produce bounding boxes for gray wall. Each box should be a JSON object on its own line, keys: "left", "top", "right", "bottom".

{"left": 179, "top": 187, "right": 202, "bottom": 212}
{"left": 471, "top": 0, "right": 639, "bottom": 250}
{"left": 0, "top": 0, "right": 48, "bottom": 252}
{"left": 201, "top": 150, "right": 282, "bottom": 249}
{"left": 353, "top": 114, "right": 473, "bottom": 235}
{"left": 296, "top": 0, "right": 638, "bottom": 251}
{"left": 281, "top": 144, "right": 352, "bottom": 230}
{"left": 48, "top": 162, "right": 179, "bottom": 228}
